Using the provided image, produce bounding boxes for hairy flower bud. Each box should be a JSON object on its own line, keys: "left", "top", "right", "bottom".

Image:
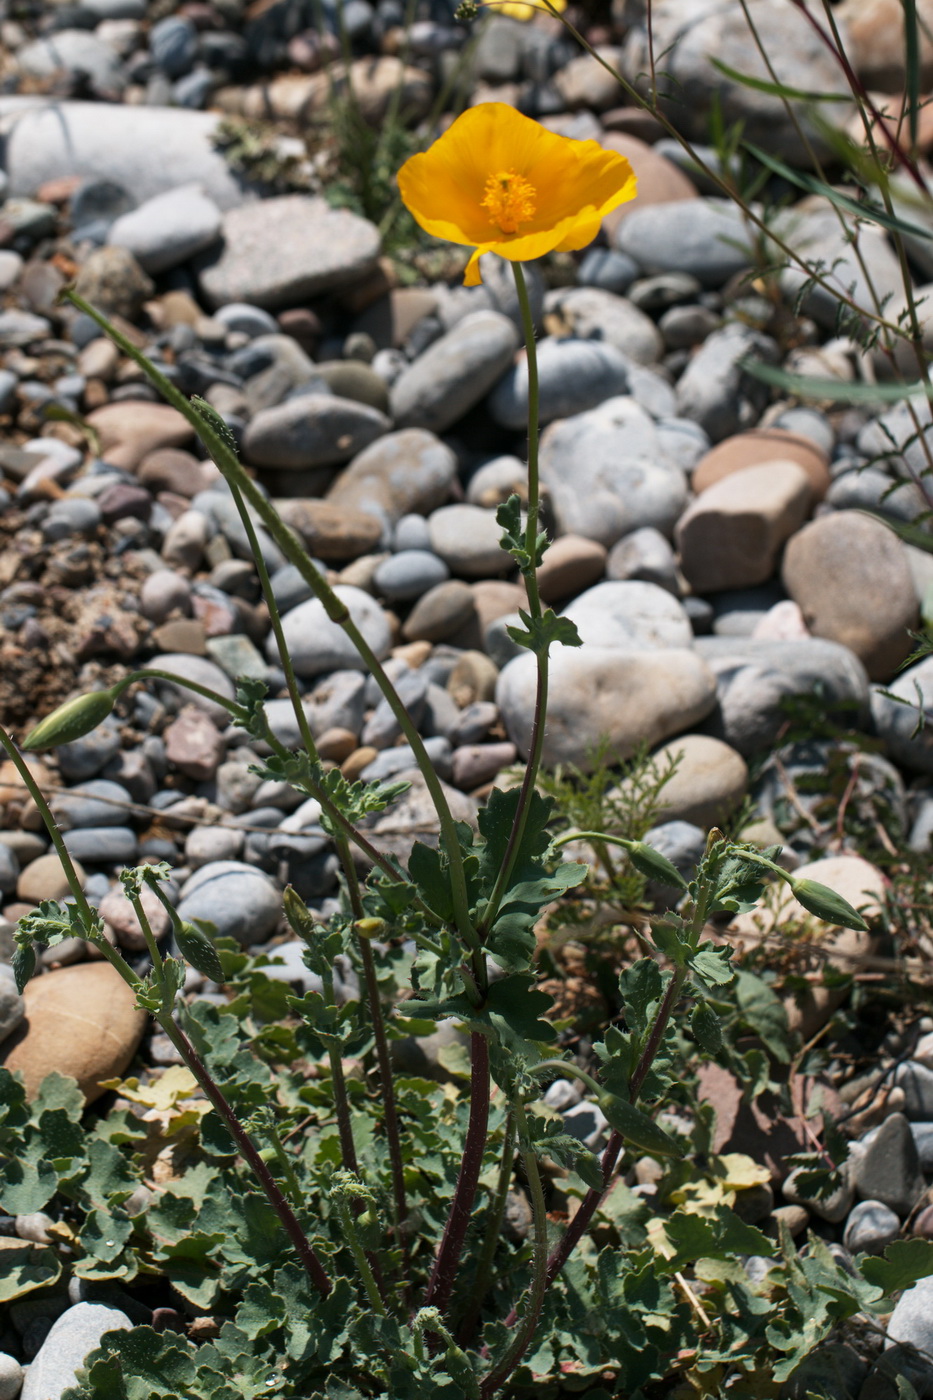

{"left": 283, "top": 885, "right": 319, "bottom": 944}
{"left": 625, "top": 841, "right": 688, "bottom": 891}
{"left": 790, "top": 877, "right": 868, "bottom": 932}
{"left": 175, "top": 920, "right": 224, "bottom": 983}
{"left": 597, "top": 1094, "right": 684, "bottom": 1158}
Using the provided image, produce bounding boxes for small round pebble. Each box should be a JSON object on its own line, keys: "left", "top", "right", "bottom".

{"left": 0, "top": 1352, "right": 24, "bottom": 1400}
{"left": 373, "top": 549, "right": 449, "bottom": 602}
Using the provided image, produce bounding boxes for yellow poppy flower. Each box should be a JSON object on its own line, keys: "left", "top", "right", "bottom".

{"left": 396, "top": 103, "right": 637, "bottom": 286}
{"left": 493, "top": 0, "right": 566, "bottom": 20}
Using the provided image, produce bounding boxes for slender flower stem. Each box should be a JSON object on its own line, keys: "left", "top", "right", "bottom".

{"left": 336, "top": 1190, "right": 386, "bottom": 1318}
{"left": 334, "top": 834, "right": 409, "bottom": 1291}
{"left": 133, "top": 670, "right": 248, "bottom": 721}
{"left": 456, "top": 1112, "right": 516, "bottom": 1347}
{"left": 62, "top": 288, "right": 479, "bottom": 966}
{"left": 479, "top": 262, "right": 549, "bottom": 932}
{"left": 319, "top": 949, "right": 361, "bottom": 1179}
{"left": 423, "top": 1031, "right": 491, "bottom": 1317}
{"left": 480, "top": 1102, "right": 548, "bottom": 1398}
{"left": 346, "top": 856, "right": 408, "bottom": 1251}
{"left": 0, "top": 727, "right": 97, "bottom": 926}
{"left": 221, "top": 476, "right": 321, "bottom": 764}
{"left": 126, "top": 890, "right": 165, "bottom": 980}
{"left": 265, "top": 1123, "right": 306, "bottom": 1211}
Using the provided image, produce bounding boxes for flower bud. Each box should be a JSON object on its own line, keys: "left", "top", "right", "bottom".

{"left": 790, "top": 877, "right": 868, "bottom": 932}
{"left": 21, "top": 688, "right": 117, "bottom": 752}
{"left": 625, "top": 841, "right": 688, "bottom": 891}
{"left": 175, "top": 920, "right": 224, "bottom": 983}
{"left": 354, "top": 917, "right": 385, "bottom": 941}
{"left": 283, "top": 885, "right": 318, "bottom": 944}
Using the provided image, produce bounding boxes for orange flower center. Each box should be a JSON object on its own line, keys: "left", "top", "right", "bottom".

{"left": 481, "top": 169, "right": 537, "bottom": 235}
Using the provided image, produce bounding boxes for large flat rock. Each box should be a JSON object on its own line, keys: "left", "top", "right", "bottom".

{"left": 0, "top": 98, "right": 257, "bottom": 209}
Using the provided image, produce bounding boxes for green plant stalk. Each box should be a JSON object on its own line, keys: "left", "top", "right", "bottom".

{"left": 317, "top": 939, "right": 361, "bottom": 1178}
{"left": 264, "top": 1122, "right": 306, "bottom": 1211}
{"left": 423, "top": 1030, "right": 491, "bottom": 1317}
{"left": 340, "top": 843, "right": 409, "bottom": 1257}
{"left": 62, "top": 287, "right": 479, "bottom": 968}
{"left": 336, "top": 1192, "right": 386, "bottom": 1318}
{"left": 0, "top": 722, "right": 333, "bottom": 1295}
{"left": 221, "top": 475, "right": 321, "bottom": 763}
{"left": 456, "top": 1111, "right": 516, "bottom": 1347}
{"left": 177, "top": 462, "right": 425, "bottom": 1215}
{"left": 529, "top": 1059, "right": 603, "bottom": 1099}
{"left": 479, "top": 263, "right": 548, "bottom": 931}
{"left": 218, "top": 467, "right": 373, "bottom": 1187}
{"left": 480, "top": 1101, "right": 548, "bottom": 1398}
{"left": 133, "top": 669, "right": 249, "bottom": 720}
{"left": 126, "top": 889, "right": 165, "bottom": 983}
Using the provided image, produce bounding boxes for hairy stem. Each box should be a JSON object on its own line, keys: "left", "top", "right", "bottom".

{"left": 357, "top": 926, "right": 409, "bottom": 1242}
{"left": 456, "top": 1111, "right": 516, "bottom": 1346}
{"left": 480, "top": 1102, "right": 548, "bottom": 1398}
{"left": 423, "top": 1031, "right": 491, "bottom": 1317}
{"left": 337, "top": 836, "right": 410, "bottom": 1286}
{"left": 319, "top": 950, "right": 361, "bottom": 1178}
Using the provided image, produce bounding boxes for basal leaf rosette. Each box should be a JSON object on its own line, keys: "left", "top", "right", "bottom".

{"left": 397, "top": 102, "right": 637, "bottom": 285}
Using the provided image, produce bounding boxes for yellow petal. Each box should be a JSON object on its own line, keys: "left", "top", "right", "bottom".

{"left": 554, "top": 210, "right": 603, "bottom": 252}
{"left": 464, "top": 248, "right": 484, "bottom": 285}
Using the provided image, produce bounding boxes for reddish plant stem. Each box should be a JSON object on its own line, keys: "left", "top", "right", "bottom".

{"left": 423, "top": 1031, "right": 491, "bottom": 1317}
{"left": 788, "top": 0, "right": 930, "bottom": 195}
{"left": 169, "top": 1021, "right": 332, "bottom": 1295}
{"left": 357, "top": 935, "right": 409, "bottom": 1260}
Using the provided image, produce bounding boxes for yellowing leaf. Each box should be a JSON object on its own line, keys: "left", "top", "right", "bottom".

{"left": 715, "top": 1153, "right": 771, "bottom": 1191}
{"left": 670, "top": 1177, "right": 731, "bottom": 1213}
{"left": 101, "top": 1066, "right": 200, "bottom": 1112}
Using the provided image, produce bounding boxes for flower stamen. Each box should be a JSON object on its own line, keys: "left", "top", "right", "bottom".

{"left": 481, "top": 169, "right": 537, "bottom": 235}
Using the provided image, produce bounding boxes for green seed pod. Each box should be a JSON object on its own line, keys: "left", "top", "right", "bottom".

{"left": 790, "top": 877, "right": 868, "bottom": 932}
{"left": 21, "top": 688, "right": 118, "bottom": 752}
{"left": 283, "top": 885, "right": 318, "bottom": 945}
{"left": 175, "top": 920, "right": 224, "bottom": 983}
{"left": 625, "top": 841, "right": 688, "bottom": 891}
{"left": 597, "top": 1094, "right": 684, "bottom": 1158}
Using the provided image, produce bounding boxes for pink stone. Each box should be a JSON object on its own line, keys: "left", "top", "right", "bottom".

{"left": 163, "top": 704, "right": 225, "bottom": 781}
